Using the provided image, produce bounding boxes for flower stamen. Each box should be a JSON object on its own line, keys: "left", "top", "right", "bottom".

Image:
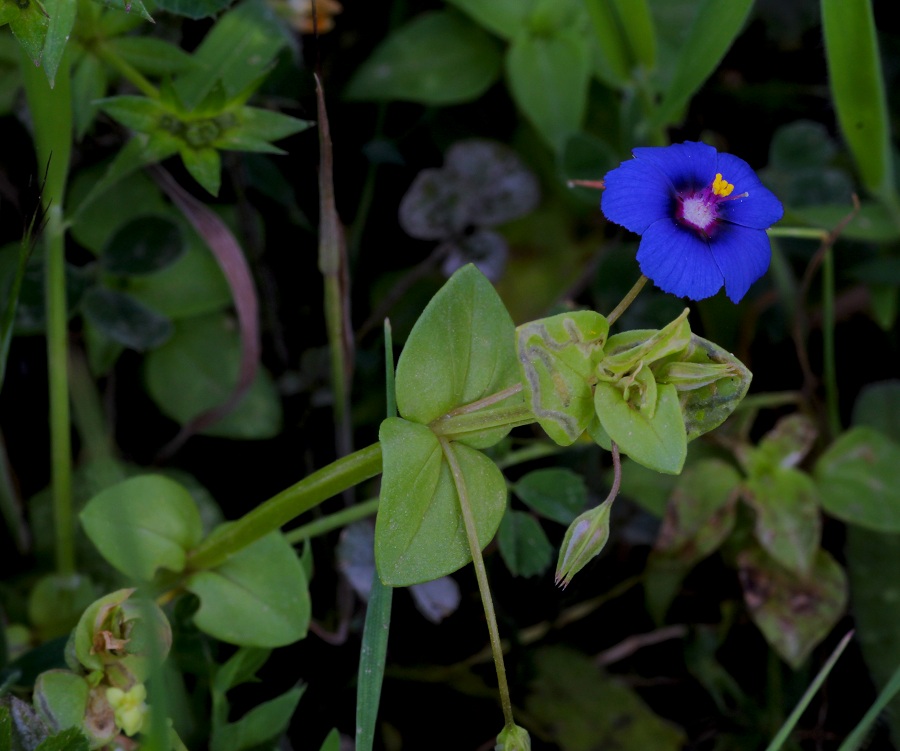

{"left": 712, "top": 173, "right": 734, "bottom": 197}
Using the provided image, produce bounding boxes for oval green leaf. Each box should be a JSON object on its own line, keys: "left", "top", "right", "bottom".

{"left": 102, "top": 216, "right": 184, "bottom": 276}
{"left": 498, "top": 510, "right": 553, "bottom": 578}
{"left": 80, "top": 475, "right": 203, "bottom": 581}
{"left": 345, "top": 11, "right": 502, "bottom": 105}
{"left": 814, "top": 426, "right": 900, "bottom": 532}
{"left": 375, "top": 417, "right": 507, "bottom": 586}
{"left": 395, "top": 264, "right": 520, "bottom": 438}
{"left": 143, "top": 312, "right": 282, "bottom": 439}
{"left": 81, "top": 287, "right": 173, "bottom": 352}
{"left": 186, "top": 532, "right": 310, "bottom": 647}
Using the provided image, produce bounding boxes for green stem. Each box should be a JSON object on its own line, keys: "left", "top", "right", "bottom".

{"left": 93, "top": 42, "right": 160, "bottom": 98}
{"left": 822, "top": 248, "right": 841, "bottom": 437}
{"left": 767, "top": 226, "right": 829, "bottom": 240}
{"left": 438, "top": 436, "right": 515, "bottom": 728}
{"left": 188, "top": 443, "right": 383, "bottom": 570}
{"left": 22, "top": 49, "right": 75, "bottom": 577}
{"left": 607, "top": 275, "right": 649, "bottom": 326}
{"left": 284, "top": 498, "right": 379, "bottom": 545}
{"left": 430, "top": 403, "right": 536, "bottom": 441}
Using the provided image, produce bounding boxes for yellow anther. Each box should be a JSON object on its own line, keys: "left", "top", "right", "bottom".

{"left": 712, "top": 173, "right": 735, "bottom": 197}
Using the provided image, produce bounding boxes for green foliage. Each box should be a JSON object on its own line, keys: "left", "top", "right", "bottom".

{"left": 345, "top": 11, "right": 502, "bottom": 105}
{"left": 80, "top": 475, "right": 203, "bottom": 581}
{"left": 185, "top": 531, "right": 311, "bottom": 647}
{"left": 497, "top": 510, "right": 553, "bottom": 578}
{"left": 143, "top": 313, "right": 282, "bottom": 439}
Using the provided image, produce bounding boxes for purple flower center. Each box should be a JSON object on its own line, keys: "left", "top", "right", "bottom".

{"left": 675, "top": 173, "right": 744, "bottom": 237}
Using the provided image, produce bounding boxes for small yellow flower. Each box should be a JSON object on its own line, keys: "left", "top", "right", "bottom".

{"left": 106, "top": 684, "right": 148, "bottom": 737}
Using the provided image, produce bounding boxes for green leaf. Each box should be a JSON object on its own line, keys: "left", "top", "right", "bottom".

{"left": 789, "top": 203, "right": 900, "bottom": 243}
{"left": 318, "top": 729, "right": 340, "bottom": 751}
{"left": 744, "top": 468, "right": 820, "bottom": 577}
{"left": 80, "top": 474, "right": 204, "bottom": 580}
{"left": 211, "top": 686, "right": 304, "bottom": 751}
{"left": 40, "top": 0, "right": 76, "bottom": 86}
{"left": 230, "top": 107, "right": 312, "bottom": 145}
{"left": 143, "top": 312, "right": 282, "bottom": 439}
{"left": 212, "top": 647, "right": 272, "bottom": 696}
{"left": 852, "top": 380, "right": 900, "bottom": 442}
{"left": 186, "top": 532, "right": 310, "bottom": 647}
{"left": 594, "top": 381, "right": 687, "bottom": 474}
{"left": 0, "top": 237, "right": 30, "bottom": 394}
{"left": 516, "top": 311, "right": 609, "bottom": 445}
{"left": 845, "top": 526, "right": 900, "bottom": 750}
{"left": 612, "top": 0, "right": 655, "bottom": 70}
{"left": 584, "top": 0, "right": 631, "bottom": 85}
{"left": 26, "top": 574, "right": 98, "bottom": 641}
{"left": 394, "top": 264, "right": 520, "bottom": 444}
{"left": 506, "top": 28, "right": 590, "bottom": 152}
{"left": 179, "top": 145, "right": 221, "bottom": 196}
{"left": 99, "top": 94, "right": 167, "bottom": 133}
{"left": 375, "top": 417, "right": 507, "bottom": 586}
{"left": 498, "top": 510, "right": 553, "bottom": 577}
{"left": 738, "top": 548, "right": 847, "bottom": 669}
{"left": 81, "top": 287, "right": 174, "bottom": 351}
{"left": 6, "top": 0, "right": 49, "bottom": 67}
{"left": 102, "top": 216, "right": 185, "bottom": 275}
{"left": 345, "top": 11, "right": 502, "bottom": 105}
{"left": 821, "top": 0, "right": 895, "bottom": 201}
{"left": 512, "top": 468, "right": 587, "bottom": 524}
{"left": 34, "top": 728, "right": 89, "bottom": 751}
{"left": 153, "top": 0, "right": 230, "bottom": 19}
{"left": 814, "top": 426, "right": 900, "bottom": 532}
{"left": 443, "top": 0, "right": 534, "bottom": 39}
{"left": 525, "top": 646, "right": 686, "bottom": 749}
{"left": 106, "top": 37, "right": 197, "bottom": 77}
{"left": 72, "top": 53, "right": 107, "bottom": 138}
{"left": 649, "top": 0, "right": 753, "bottom": 128}
{"left": 599, "top": 309, "right": 691, "bottom": 376}
{"left": 654, "top": 458, "right": 740, "bottom": 564}
{"left": 33, "top": 671, "right": 89, "bottom": 733}
{"left": 125, "top": 234, "right": 231, "bottom": 319}
{"left": 667, "top": 334, "right": 753, "bottom": 441}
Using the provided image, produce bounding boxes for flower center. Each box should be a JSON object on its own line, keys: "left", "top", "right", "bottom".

{"left": 676, "top": 173, "right": 741, "bottom": 237}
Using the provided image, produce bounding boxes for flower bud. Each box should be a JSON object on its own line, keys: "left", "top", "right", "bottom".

{"left": 555, "top": 499, "right": 613, "bottom": 588}
{"left": 495, "top": 723, "right": 531, "bottom": 751}
{"left": 107, "top": 683, "right": 148, "bottom": 737}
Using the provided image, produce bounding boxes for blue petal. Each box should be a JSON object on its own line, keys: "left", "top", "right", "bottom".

{"left": 715, "top": 153, "right": 784, "bottom": 229}
{"left": 636, "top": 218, "right": 724, "bottom": 301}
{"left": 632, "top": 141, "right": 717, "bottom": 193}
{"left": 601, "top": 158, "right": 673, "bottom": 234}
{"left": 709, "top": 223, "right": 772, "bottom": 302}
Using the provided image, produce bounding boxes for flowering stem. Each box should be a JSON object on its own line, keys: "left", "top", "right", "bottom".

{"left": 284, "top": 498, "right": 379, "bottom": 545}
{"left": 22, "top": 49, "right": 75, "bottom": 577}
{"left": 767, "top": 227, "right": 829, "bottom": 241}
{"left": 821, "top": 248, "right": 841, "bottom": 438}
{"left": 607, "top": 275, "right": 649, "bottom": 326}
{"left": 437, "top": 436, "right": 515, "bottom": 729}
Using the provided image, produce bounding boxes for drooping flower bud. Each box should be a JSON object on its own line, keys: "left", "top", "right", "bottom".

{"left": 495, "top": 722, "right": 531, "bottom": 751}
{"left": 555, "top": 499, "right": 613, "bottom": 588}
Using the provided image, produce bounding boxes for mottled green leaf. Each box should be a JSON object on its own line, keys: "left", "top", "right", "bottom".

{"left": 517, "top": 311, "right": 609, "bottom": 445}
{"left": 33, "top": 671, "right": 88, "bottom": 733}
{"left": 526, "top": 646, "right": 686, "bottom": 750}
{"left": 814, "top": 426, "right": 900, "bottom": 532}
{"left": 852, "top": 381, "right": 900, "bottom": 442}
{"left": 738, "top": 547, "right": 847, "bottom": 669}
{"left": 744, "top": 468, "right": 820, "bottom": 576}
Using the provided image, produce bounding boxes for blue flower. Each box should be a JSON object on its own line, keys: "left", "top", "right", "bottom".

{"left": 601, "top": 141, "right": 784, "bottom": 303}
